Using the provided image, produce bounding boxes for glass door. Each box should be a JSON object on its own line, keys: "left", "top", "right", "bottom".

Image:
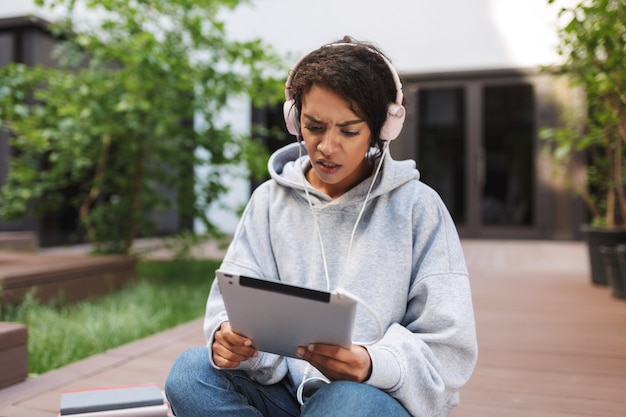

{"left": 416, "top": 80, "right": 538, "bottom": 238}
{"left": 481, "top": 84, "right": 534, "bottom": 228}
{"left": 417, "top": 88, "right": 466, "bottom": 225}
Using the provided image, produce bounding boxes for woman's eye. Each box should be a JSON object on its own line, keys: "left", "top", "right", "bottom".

{"left": 304, "top": 125, "right": 323, "bottom": 133}
{"left": 303, "top": 124, "right": 359, "bottom": 137}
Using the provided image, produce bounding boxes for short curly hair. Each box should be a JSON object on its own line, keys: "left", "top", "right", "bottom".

{"left": 287, "top": 36, "right": 402, "bottom": 155}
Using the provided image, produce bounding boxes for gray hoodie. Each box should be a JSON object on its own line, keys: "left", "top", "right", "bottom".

{"left": 204, "top": 142, "right": 478, "bottom": 416}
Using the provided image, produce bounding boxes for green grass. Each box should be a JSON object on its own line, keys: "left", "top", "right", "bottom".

{"left": 0, "top": 259, "right": 219, "bottom": 375}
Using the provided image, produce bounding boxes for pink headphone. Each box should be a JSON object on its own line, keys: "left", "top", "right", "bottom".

{"left": 283, "top": 43, "right": 406, "bottom": 141}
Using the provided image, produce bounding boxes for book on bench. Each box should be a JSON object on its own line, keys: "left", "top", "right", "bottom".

{"left": 59, "top": 384, "right": 169, "bottom": 416}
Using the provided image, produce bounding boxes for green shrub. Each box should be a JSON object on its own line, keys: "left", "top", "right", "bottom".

{"left": 0, "top": 259, "right": 219, "bottom": 374}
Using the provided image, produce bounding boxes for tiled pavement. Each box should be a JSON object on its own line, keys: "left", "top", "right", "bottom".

{"left": 0, "top": 239, "right": 624, "bottom": 417}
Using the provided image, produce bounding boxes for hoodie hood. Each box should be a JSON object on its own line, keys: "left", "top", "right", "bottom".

{"left": 267, "top": 142, "right": 420, "bottom": 205}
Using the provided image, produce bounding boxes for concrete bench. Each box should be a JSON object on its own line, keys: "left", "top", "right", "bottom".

{"left": 0, "top": 322, "right": 28, "bottom": 389}
{"left": 0, "top": 231, "right": 38, "bottom": 252}
{"left": 0, "top": 252, "right": 137, "bottom": 305}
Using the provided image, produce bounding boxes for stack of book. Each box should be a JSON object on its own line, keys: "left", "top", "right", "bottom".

{"left": 58, "top": 384, "right": 170, "bottom": 416}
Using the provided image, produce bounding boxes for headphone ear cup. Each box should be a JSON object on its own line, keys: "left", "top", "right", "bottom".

{"left": 380, "top": 103, "right": 406, "bottom": 141}
{"left": 283, "top": 100, "right": 300, "bottom": 136}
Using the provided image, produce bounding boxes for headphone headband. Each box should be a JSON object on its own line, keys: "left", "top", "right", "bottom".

{"left": 283, "top": 42, "right": 406, "bottom": 141}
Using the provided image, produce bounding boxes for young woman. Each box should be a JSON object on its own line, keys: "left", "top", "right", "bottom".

{"left": 165, "top": 36, "right": 478, "bottom": 417}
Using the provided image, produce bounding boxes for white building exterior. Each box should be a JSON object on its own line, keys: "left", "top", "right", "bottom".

{"left": 219, "top": 0, "right": 564, "bottom": 73}
{"left": 217, "top": 0, "right": 572, "bottom": 235}
{"left": 0, "top": 0, "right": 578, "bottom": 238}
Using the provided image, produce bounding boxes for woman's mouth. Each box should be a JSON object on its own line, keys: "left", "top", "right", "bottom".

{"left": 316, "top": 160, "right": 339, "bottom": 174}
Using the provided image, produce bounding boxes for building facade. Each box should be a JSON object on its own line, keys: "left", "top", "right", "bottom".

{"left": 0, "top": 0, "right": 587, "bottom": 241}
{"left": 221, "top": 0, "right": 586, "bottom": 240}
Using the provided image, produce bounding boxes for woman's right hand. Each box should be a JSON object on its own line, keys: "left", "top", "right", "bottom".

{"left": 212, "top": 321, "right": 258, "bottom": 368}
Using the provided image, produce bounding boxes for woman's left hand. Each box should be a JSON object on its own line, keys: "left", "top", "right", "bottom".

{"left": 296, "top": 343, "right": 372, "bottom": 382}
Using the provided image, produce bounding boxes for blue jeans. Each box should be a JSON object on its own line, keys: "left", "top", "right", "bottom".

{"left": 165, "top": 346, "right": 410, "bottom": 417}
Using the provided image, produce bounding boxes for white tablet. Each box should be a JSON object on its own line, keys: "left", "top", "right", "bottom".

{"left": 216, "top": 270, "right": 357, "bottom": 358}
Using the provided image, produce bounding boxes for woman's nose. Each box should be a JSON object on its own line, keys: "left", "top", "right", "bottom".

{"left": 317, "top": 130, "right": 339, "bottom": 155}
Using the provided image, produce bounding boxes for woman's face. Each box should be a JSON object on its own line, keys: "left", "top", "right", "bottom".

{"left": 300, "top": 85, "right": 372, "bottom": 199}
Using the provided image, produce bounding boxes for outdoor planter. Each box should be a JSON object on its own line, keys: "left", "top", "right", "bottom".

{"left": 0, "top": 322, "right": 28, "bottom": 389}
{"left": 0, "top": 252, "right": 137, "bottom": 305}
{"left": 580, "top": 225, "right": 626, "bottom": 286}
{"left": 542, "top": 2, "right": 626, "bottom": 291}
{"left": 612, "top": 245, "right": 626, "bottom": 299}
{"left": 599, "top": 245, "right": 625, "bottom": 300}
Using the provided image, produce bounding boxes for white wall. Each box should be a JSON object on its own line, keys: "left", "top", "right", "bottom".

{"left": 213, "top": 0, "right": 566, "bottom": 233}
{"left": 194, "top": 96, "right": 252, "bottom": 235}
{"left": 2, "top": 0, "right": 566, "bottom": 72}
{"left": 0, "top": 0, "right": 55, "bottom": 20}
{"left": 219, "top": 0, "right": 564, "bottom": 73}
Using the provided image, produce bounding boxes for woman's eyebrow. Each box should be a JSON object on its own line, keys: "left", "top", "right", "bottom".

{"left": 337, "top": 119, "right": 365, "bottom": 128}
{"left": 302, "top": 114, "right": 365, "bottom": 127}
{"left": 302, "top": 114, "right": 322, "bottom": 124}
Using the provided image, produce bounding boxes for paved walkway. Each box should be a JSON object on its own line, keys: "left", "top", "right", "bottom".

{"left": 0, "top": 239, "right": 624, "bottom": 416}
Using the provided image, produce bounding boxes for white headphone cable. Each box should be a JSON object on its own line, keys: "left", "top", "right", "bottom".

{"left": 296, "top": 139, "right": 333, "bottom": 407}
{"left": 298, "top": 139, "right": 390, "bottom": 293}
{"left": 295, "top": 140, "right": 388, "bottom": 406}
{"left": 341, "top": 140, "right": 389, "bottom": 346}
{"left": 346, "top": 140, "right": 389, "bottom": 261}
{"left": 297, "top": 139, "right": 388, "bottom": 340}
{"left": 297, "top": 141, "right": 332, "bottom": 292}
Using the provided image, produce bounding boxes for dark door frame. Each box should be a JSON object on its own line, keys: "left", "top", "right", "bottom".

{"left": 392, "top": 68, "right": 582, "bottom": 240}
